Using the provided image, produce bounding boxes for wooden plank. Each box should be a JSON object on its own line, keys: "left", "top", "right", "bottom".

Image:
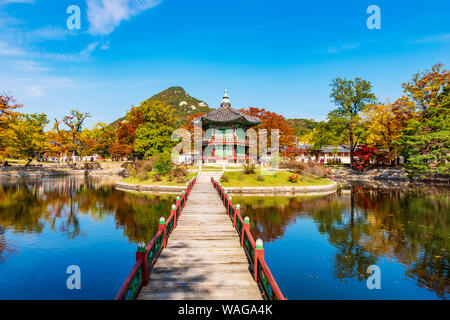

{"left": 137, "top": 173, "right": 262, "bottom": 300}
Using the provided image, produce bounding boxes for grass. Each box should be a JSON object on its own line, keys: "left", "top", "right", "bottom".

{"left": 120, "top": 172, "right": 197, "bottom": 186}
{"left": 219, "top": 170, "right": 332, "bottom": 187}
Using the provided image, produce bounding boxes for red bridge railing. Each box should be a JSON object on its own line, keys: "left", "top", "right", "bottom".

{"left": 115, "top": 177, "right": 197, "bottom": 300}
{"left": 211, "top": 177, "right": 286, "bottom": 300}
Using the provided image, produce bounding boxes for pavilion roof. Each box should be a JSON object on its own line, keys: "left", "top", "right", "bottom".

{"left": 192, "top": 90, "right": 261, "bottom": 126}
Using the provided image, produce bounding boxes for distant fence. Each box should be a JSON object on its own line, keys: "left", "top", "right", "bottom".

{"left": 211, "top": 177, "right": 286, "bottom": 300}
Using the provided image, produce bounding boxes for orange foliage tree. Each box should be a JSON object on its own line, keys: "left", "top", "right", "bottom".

{"left": 109, "top": 106, "right": 144, "bottom": 160}
{"left": 239, "top": 107, "right": 297, "bottom": 154}
{"left": 0, "top": 94, "right": 23, "bottom": 157}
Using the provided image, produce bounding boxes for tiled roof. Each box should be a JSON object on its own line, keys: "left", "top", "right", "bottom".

{"left": 200, "top": 103, "right": 261, "bottom": 124}
{"left": 193, "top": 91, "right": 261, "bottom": 126}
{"left": 298, "top": 144, "right": 351, "bottom": 153}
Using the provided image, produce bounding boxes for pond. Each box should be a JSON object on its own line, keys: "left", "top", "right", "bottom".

{"left": 0, "top": 177, "right": 448, "bottom": 300}
{"left": 233, "top": 183, "right": 449, "bottom": 300}
{"left": 0, "top": 176, "right": 176, "bottom": 299}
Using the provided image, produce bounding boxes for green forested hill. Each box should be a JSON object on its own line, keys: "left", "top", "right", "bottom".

{"left": 110, "top": 86, "right": 212, "bottom": 127}
{"left": 287, "top": 118, "right": 318, "bottom": 138}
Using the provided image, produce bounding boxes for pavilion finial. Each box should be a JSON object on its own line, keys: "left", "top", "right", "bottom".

{"left": 222, "top": 89, "right": 230, "bottom": 106}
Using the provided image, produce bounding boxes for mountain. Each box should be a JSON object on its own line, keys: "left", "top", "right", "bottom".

{"left": 110, "top": 86, "right": 212, "bottom": 127}
{"left": 286, "top": 118, "right": 318, "bottom": 138}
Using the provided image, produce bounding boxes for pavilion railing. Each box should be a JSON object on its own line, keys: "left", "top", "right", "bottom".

{"left": 115, "top": 176, "right": 197, "bottom": 300}
{"left": 211, "top": 177, "right": 286, "bottom": 300}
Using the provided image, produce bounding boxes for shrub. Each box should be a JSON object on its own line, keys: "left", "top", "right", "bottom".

{"left": 288, "top": 174, "right": 299, "bottom": 183}
{"left": 256, "top": 175, "right": 265, "bottom": 182}
{"left": 242, "top": 163, "right": 256, "bottom": 174}
{"left": 220, "top": 174, "right": 229, "bottom": 182}
{"left": 126, "top": 159, "right": 156, "bottom": 178}
{"left": 175, "top": 176, "right": 186, "bottom": 184}
{"left": 154, "top": 153, "right": 173, "bottom": 175}
{"left": 280, "top": 160, "right": 305, "bottom": 174}
{"left": 170, "top": 165, "right": 188, "bottom": 178}
{"left": 303, "top": 162, "right": 329, "bottom": 178}
{"left": 152, "top": 173, "right": 161, "bottom": 181}
{"left": 326, "top": 158, "right": 342, "bottom": 165}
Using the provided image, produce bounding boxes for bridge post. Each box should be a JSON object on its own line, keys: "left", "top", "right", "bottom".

{"left": 176, "top": 196, "right": 181, "bottom": 217}
{"left": 182, "top": 191, "right": 186, "bottom": 209}
{"left": 254, "top": 239, "right": 264, "bottom": 282}
{"left": 228, "top": 196, "right": 232, "bottom": 216}
{"left": 241, "top": 217, "right": 250, "bottom": 247}
{"left": 171, "top": 204, "right": 177, "bottom": 228}
{"left": 136, "top": 242, "right": 148, "bottom": 286}
{"left": 234, "top": 204, "right": 240, "bottom": 227}
{"left": 159, "top": 217, "right": 167, "bottom": 248}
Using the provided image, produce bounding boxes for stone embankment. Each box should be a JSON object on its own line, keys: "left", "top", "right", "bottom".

{"left": 0, "top": 162, "right": 127, "bottom": 178}
{"left": 331, "top": 168, "right": 409, "bottom": 182}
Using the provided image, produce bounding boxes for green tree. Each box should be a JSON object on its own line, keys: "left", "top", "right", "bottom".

{"left": 398, "top": 64, "right": 450, "bottom": 178}
{"left": 399, "top": 86, "right": 450, "bottom": 177}
{"left": 8, "top": 113, "right": 49, "bottom": 169}
{"left": 134, "top": 100, "right": 177, "bottom": 159}
{"left": 329, "top": 78, "right": 376, "bottom": 164}
{"left": 89, "top": 123, "right": 116, "bottom": 158}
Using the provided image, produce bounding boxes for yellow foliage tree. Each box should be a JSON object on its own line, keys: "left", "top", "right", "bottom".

{"left": 363, "top": 97, "right": 415, "bottom": 160}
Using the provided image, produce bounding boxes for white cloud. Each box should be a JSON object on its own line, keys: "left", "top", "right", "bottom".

{"left": 26, "top": 85, "right": 44, "bottom": 97}
{"left": 325, "top": 43, "right": 362, "bottom": 54}
{"left": 27, "top": 26, "right": 73, "bottom": 42}
{"left": 0, "top": 40, "right": 24, "bottom": 56}
{"left": 14, "top": 60, "right": 50, "bottom": 72}
{"left": 87, "top": 0, "right": 161, "bottom": 35}
{"left": 409, "top": 33, "right": 450, "bottom": 45}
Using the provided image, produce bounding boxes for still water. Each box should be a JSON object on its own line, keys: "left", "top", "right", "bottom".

{"left": 0, "top": 177, "right": 448, "bottom": 299}
{"left": 0, "top": 176, "right": 176, "bottom": 299}
{"left": 234, "top": 184, "right": 449, "bottom": 300}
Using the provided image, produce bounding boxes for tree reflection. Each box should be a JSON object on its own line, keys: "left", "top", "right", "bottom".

{"left": 0, "top": 177, "right": 176, "bottom": 259}
{"left": 233, "top": 185, "right": 449, "bottom": 299}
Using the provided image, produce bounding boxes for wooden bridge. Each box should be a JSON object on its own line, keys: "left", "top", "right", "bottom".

{"left": 115, "top": 172, "right": 285, "bottom": 300}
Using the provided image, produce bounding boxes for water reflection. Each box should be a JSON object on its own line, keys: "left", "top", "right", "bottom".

{"left": 0, "top": 177, "right": 176, "bottom": 263}
{"left": 233, "top": 184, "right": 449, "bottom": 299}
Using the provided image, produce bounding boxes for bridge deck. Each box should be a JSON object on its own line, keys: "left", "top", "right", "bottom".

{"left": 137, "top": 172, "right": 263, "bottom": 300}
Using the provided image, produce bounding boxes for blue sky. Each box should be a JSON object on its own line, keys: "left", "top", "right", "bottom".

{"left": 1, "top": 0, "right": 450, "bottom": 127}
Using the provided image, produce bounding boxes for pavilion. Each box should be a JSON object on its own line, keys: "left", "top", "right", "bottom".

{"left": 192, "top": 90, "right": 261, "bottom": 165}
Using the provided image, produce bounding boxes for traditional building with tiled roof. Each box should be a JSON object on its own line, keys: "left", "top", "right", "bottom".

{"left": 192, "top": 90, "right": 261, "bottom": 165}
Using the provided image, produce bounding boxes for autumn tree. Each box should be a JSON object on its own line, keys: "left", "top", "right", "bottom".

{"left": 398, "top": 64, "right": 450, "bottom": 177}
{"left": 180, "top": 112, "right": 206, "bottom": 133}
{"left": 240, "top": 107, "right": 297, "bottom": 152}
{"left": 329, "top": 77, "right": 376, "bottom": 164}
{"left": 109, "top": 106, "right": 144, "bottom": 160}
{"left": 0, "top": 94, "right": 22, "bottom": 158}
{"left": 89, "top": 123, "right": 116, "bottom": 158}
{"left": 8, "top": 113, "right": 49, "bottom": 169}
{"left": 134, "top": 100, "right": 177, "bottom": 159}
{"left": 47, "top": 119, "right": 71, "bottom": 167}
{"left": 362, "top": 97, "right": 415, "bottom": 160}
{"left": 61, "top": 110, "right": 91, "bottom": 163}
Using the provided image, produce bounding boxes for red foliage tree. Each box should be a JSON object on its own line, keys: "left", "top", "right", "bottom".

{"left": 352, "top": 145, "right": 377, "bottom": 170}
{"left": 109, "top": 106, "right": 144, "bottom": 160}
